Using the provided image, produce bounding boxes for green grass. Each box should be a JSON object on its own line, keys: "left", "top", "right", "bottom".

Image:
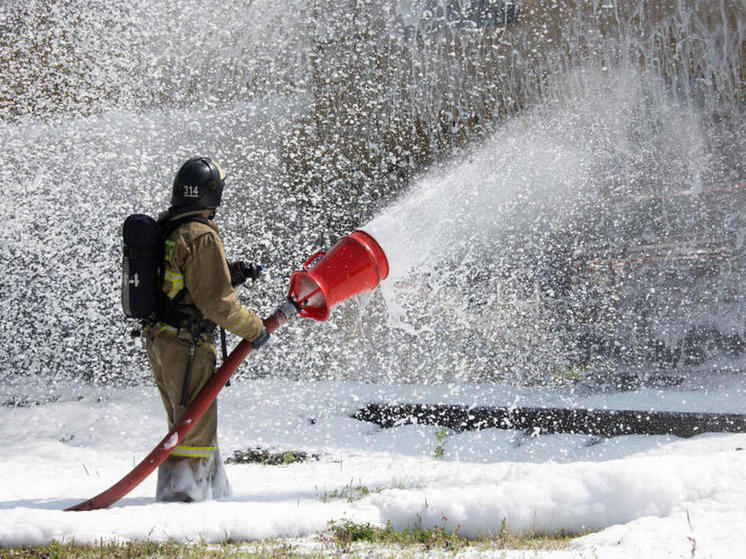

{"left": 1, "top": 540, "right": 302, "bottom": 559}
{"left": 433, "top": 426, "right": 450, "bottom": 459}
{"left": 317, "top": 478, "right": 421, "bottom": 503}
{"left": 3, "top": 520, "right": 581, "bottom": 558}
{"left": 319, "top": 483, "right": 373, "bottom": 503}
{"left": 320, "top": 518, "right": 578, "bottom": 555}
{"left": 318, "top": 477, "right": 386, "bottom": 503}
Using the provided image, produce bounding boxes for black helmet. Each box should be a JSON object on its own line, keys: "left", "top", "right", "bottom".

{"left": 170, "top": 156, "right": 225, "bottom": 212}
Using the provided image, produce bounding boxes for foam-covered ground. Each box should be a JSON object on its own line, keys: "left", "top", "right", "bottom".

{"left": 1, "top": 364, "right": 744, "bottom": 557}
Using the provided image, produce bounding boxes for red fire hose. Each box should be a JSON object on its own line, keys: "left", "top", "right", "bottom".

{"left": 65, "top": 300, "right": 298, "bottom": 511}
{"left": 65, "top": 229, "right": 389, "bottom": 511}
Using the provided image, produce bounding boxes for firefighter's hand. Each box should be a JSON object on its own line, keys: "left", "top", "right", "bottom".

{"left": 229, "top": 261, "right": 263, "bottom": 287}
{"left": 250, "top": 328, "right": 270, "bottom": 350}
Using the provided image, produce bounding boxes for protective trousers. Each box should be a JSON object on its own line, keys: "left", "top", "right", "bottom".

{"left": 146, "top": 328, "right": 231, "bottom": 502}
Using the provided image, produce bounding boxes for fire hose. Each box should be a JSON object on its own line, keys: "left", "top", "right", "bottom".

{"left": 65, "top": 230, "right": 388, "bottom": 511}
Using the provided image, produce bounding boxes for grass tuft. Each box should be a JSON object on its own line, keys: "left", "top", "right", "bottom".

{"left": 318, "top": 517, "right": 579, "bottom": 555}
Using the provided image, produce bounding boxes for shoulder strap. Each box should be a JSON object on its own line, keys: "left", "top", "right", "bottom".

{"left": 159, "top": 215, "right": 211, "bottom": 239}
{"left": 154, "top": 215, "right": 212, "bottom": 326}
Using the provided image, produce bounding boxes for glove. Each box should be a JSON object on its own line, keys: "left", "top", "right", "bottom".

{"left": 228, "top": 261, "right": 262, "bottom": 287}
{"left": 250, "top": 328, "right": 270, "bottom": 350}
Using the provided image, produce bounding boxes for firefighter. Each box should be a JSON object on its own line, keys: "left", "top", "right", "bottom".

{"left": 146, "top": 156, "right": 268, "bottom": 502}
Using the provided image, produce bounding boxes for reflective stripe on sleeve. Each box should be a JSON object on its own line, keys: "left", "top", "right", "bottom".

{"left": 227, "top": 306, "right": 251, "bottom": 332}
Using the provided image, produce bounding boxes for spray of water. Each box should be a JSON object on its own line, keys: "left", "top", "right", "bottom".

{"left": 0, "top": 0, "right": 743, "bottom": 387}
{"left": 362, "top": 96, "right": 590, "bottom": 336}
{"left": 360, "top": 56, "right": 744, "bottom": 383}
{"left": 364, "top": 107, "right": 590, "bottom": 280}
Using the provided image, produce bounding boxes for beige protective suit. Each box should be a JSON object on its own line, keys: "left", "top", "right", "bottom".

{"left": 146, "top": 213, "right": 263, "bottom": 502}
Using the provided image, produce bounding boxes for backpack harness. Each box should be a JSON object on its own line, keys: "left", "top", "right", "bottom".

{"left": 122, "top": 213, "right": 229, "bottom": 405}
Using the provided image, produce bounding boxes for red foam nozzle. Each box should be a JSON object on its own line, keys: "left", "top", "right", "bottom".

{"left": 287, "top": 230, "right": 389, "bottom": 321}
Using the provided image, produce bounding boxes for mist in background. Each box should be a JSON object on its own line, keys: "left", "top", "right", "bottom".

{"left": 1, "top": 0, "right": 744, "bottom": 389}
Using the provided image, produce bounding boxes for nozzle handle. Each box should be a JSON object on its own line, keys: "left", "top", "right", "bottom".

{"left": 263, "top": 298, "right": 301, "bottom": 333}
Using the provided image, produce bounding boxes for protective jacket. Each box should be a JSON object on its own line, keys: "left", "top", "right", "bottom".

{"left": 159, "top": 212, "right": 264, "bottom": 341}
